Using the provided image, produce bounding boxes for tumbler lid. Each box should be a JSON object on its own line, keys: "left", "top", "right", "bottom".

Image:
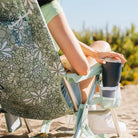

{"left": 105, "top": 58, "right": 122, "bottom": 63}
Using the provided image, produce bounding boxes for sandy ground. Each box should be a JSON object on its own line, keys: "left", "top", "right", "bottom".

{"left": 0, "top": 85, "right": 138, "bottom": 138}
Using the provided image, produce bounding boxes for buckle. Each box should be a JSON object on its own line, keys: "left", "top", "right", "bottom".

{"left": 40, "top": 133, "right": 48, "bottom": 138}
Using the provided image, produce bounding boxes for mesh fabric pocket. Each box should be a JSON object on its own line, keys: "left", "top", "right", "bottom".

{"left": 99, "top": 84, "right": 121, "bottom": 109}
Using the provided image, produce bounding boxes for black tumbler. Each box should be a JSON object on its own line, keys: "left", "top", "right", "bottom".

{"left": 102, "top": 58, "right": 122, "bottom": 87}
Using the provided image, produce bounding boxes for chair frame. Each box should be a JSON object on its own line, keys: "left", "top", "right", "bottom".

{"left": 65, "top": 75, "right": 121, "bottom": 138}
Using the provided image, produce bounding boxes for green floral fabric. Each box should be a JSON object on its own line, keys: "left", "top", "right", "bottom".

{"left": 0, "top": 0, "right": 73, "bottom": 120}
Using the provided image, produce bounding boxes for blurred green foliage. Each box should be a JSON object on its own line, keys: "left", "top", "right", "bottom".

{"left": 73, "top": 24, "right": 138, "bottom": 85}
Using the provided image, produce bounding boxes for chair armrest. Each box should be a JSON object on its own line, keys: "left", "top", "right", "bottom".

{"left": 66, "top": 63, "right": 102, "bottom": 83}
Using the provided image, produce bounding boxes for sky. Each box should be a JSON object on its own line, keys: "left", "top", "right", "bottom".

{"left": 59, "top": 0, "right": 138, "bottom": 32}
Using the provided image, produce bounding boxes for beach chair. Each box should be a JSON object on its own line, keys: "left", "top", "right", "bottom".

{"left": 0, "top": 0, "right": 121, "bottom": 137}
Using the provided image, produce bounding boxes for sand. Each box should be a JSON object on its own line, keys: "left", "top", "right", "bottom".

{"left": 0, "top": 85, "right": 138, "bottom": 138}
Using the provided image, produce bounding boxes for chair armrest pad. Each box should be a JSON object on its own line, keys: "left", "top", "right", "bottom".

{"left": 66, "top": 63, "right": 102, "bottom": 83}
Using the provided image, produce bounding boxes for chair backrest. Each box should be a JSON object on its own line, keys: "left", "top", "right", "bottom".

{"left": 0, "top": 0, "right": 73, "bottom": 120}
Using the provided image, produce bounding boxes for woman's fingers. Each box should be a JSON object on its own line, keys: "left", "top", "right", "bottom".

{"left": 109, "top": 52, "right": 127, "bottom": 64}
{"left": 96, "top": 58, "right": 106, "bottom": 64}
{"left": 95, "top": 51, "right": 127, "bottom": 65}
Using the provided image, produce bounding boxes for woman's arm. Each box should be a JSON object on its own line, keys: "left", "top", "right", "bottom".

{"left": 47, "top": 12, "right": 90, "bottom": 75}
{"left": 78, "top": 41, "right": 126, "bottom": 65}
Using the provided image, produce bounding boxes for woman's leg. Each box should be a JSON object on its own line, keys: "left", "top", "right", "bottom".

{"left": 60, "top": 40, "right": 111, "bottom": 104}
{"left": 79, "top": 41, "right": 111, "bottom": 103}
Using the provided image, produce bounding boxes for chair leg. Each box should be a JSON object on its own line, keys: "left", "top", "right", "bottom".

{"left": 23, "top": 118, "right": 33, "bottom": 133}
{"left": 111, "top": 109, "right": 121, "bottom": 137}
{"left": 63, "top": 77, "right": 78, "bottom": 111}
{"left": 41, "top": 120, "right": 52, "bottom": 134}
{"left": 74, "top": 76, "right": 98, "bottom": 138}
{"left": 74, "top": 122, "right": 81, "bottom": 138}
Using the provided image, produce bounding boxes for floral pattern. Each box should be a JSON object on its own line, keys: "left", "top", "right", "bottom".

{"left": 24, "top": 86, "right": 47, "bottom": 105}
{"left": 33, "top": 42, "right": 42, "bottom": 60}
{"left": 8, "top": 20, "right": 31, "bottom": 47}
{"left": 0, "top": 41, "right": 12, "bottom": 58}
{"left": 24, "top": 0, "right": 34, "bottom": 10}
{"left": 49, "top": 62, "right": 66, "bottom": 77}
{"left": 0, "top": 0, "right": 73, "bottom": 120}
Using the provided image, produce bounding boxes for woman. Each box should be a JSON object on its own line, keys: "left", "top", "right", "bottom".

{"left": 38, "top": 0, "right": 126, "bottom": 104}
{"left": 37, "top": 0, "right": 126, "bottom": 134}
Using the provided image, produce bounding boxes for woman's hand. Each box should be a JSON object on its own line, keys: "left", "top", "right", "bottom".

{"left": 79, "top": 41, "right": 126, "bottom": 66}
{"left": 93, "top": 51, "right": 127, "bottom": 65}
